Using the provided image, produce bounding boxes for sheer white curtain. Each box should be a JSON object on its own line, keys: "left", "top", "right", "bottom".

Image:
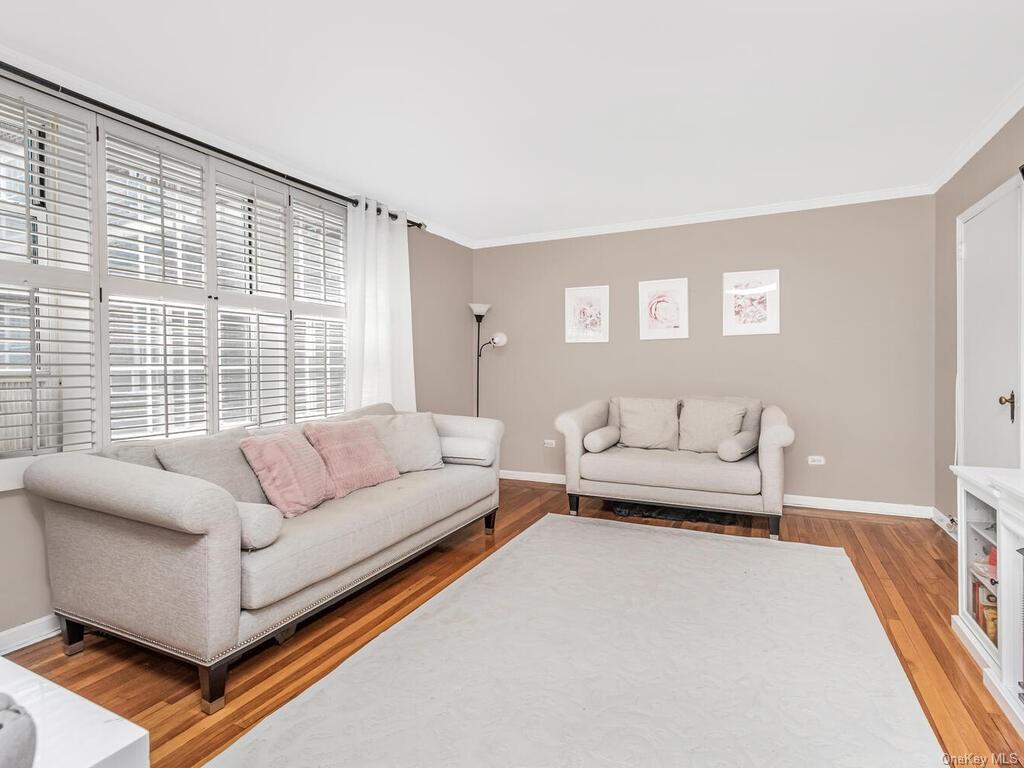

{"left": 345, "top": 197, "right": 417, "bottom": 412}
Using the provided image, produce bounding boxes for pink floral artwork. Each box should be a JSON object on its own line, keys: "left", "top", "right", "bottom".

{"left": 646, "top": 291, "right": 681, "bottom": 329}
{"left": 565, "top": 286, "right": 609, "bottom": 342}
{"left": 638, "top": 278, "right": 688, "bottom": 339}
{"left": 731, "top": 281, "right": 769, "bottom": 325}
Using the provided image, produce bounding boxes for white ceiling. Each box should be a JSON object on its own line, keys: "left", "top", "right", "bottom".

{"left": 2, "top": 1, "right": 1024, "bottom": 247}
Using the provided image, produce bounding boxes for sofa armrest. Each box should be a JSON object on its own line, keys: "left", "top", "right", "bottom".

{"left": 432, "top": 413, "right": 504, "bottom": 447}
{"left": 758, "top": 405, "right": 795, "bottom": 515}
{"left": 24, "top": 453, "right": 238, "bottom": 534}
{"left": 25, "top": 452, "right": 242, "bottom": 663}
{"left": 554, "top": 400, "right": 610, "bottom": 493}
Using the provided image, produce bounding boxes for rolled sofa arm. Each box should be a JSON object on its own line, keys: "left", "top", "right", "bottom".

{"left": 432, "top": 413, "right": 504, "bottom": 448}
{"left": 758, "top": 405, "right": 796, "bottom": 516}
{"left": 24, "top": 453, "right": 242, "bottom": 663}
{"left": 24, "top": 453, "right": 238, "bottom": 534}
{"left": 554, "top": 400, "right": 610, "bottom": 493}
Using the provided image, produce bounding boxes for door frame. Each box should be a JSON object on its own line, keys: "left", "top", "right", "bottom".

{"left": 955, "top": 173, "right": 1024, "bottom": 466}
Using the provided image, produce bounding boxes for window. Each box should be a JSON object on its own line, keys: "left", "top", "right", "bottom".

{"left": 293, "top": 316, "right": 345, "bottom": 421}
{"left": 217, "top": 309, "right": 287, "bottom": 429}
{"left": 0, "top": 78, "right": 350, "bottom": 460}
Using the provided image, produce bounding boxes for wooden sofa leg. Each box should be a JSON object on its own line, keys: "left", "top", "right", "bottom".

{"left": 198, "top": 661, "right": 229, "bottom": 715}
{"left": 59, "top": 615, "right": 85, "bottom": 656}
{"left": 484, "top": 510, "right": 497, "bottom": 535}
{"left": 568, "top": 494, "right": 580, "bottom": 516}
{"left": 768, "top": 515, "right": 781, "bottom": 541}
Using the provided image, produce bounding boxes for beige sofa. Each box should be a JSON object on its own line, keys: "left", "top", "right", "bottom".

{"left": 24, "top": 403, "right": 503, "bottom": 713}
{"left": 555, "top": 397, "right": 794, "bottom": 538}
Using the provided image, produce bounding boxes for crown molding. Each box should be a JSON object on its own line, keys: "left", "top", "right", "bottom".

{"left": 932, "top": 72, "right": 1024, "bottom": 192}
{"left": 467, "top": 184, "right": 934, "bottom": 249}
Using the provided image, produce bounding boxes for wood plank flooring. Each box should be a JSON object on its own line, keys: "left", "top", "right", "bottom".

{"left": 8, "top": 480, "right": 1023, "bottom": 765}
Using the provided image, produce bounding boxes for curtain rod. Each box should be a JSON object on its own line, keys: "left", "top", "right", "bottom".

{"left": 0, "top": 60, "right": 426, "bottom": 230}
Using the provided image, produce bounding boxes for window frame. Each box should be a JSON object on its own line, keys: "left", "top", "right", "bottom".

{"left": 0, "top": 80, "right": 353, "bottom": 486}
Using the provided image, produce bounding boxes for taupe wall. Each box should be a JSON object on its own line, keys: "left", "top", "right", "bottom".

{"left": 474, "top": 197, "right": 937, "bottom": 505}
{"left": 408, "top": 228, "right": 475, "bottom": 416}
{"left": 934, "top": 108, "right": 1024, "bottom": 519}
{"left": 0, "top": 229, "right": 476, "bottom": 636}
{"left": 0, "top": 491, "right": 51, "bottom": 634}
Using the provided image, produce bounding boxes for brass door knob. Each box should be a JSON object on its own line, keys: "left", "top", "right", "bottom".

{"left": 999, "top": 390, "right": 1016, "bottom": 423}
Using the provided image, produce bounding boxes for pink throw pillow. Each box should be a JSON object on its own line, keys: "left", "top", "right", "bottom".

{"left": 303, "top": 420, "right": 399, "bottom": 498}
{"left": 239, "top": 431, "right": 334, "bottom": 518}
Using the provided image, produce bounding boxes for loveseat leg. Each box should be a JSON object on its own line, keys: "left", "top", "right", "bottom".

{"left": 484, "top": 510, "right": 497, "bottom": 535}
{"left": 199, "top": 661, "right": 229, "bottom": 715}
{"left": 58, "top": 615, "right": 85, "bottom": 656}
{"left": 768, "top": 515, "right": 781, "bottom": 541}
{"left": 568, "top": 494, "right": 580, "bottom": 515}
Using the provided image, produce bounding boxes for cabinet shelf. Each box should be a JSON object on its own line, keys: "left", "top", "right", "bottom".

{"left": 970, "top": 521, "right": 998, "bottom": 546}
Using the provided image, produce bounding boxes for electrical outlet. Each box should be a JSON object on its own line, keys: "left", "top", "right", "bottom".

{"left": 543, "top": 439, "right": 556, "bottom": 448}
{"left": 807, "top": 455, "right": 826, "bottom": 466}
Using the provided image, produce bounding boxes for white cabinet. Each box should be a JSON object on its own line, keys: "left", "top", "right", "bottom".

{"left": 951, "top": 465, "right": 1024, "bottom": 736}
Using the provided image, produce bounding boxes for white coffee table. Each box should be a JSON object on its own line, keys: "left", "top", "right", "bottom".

{"left": 0, "top": 655, "right": 148, "bottom": 767}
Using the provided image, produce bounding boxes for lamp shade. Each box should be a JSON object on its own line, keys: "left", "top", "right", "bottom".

{"left": 490, "top": 332, "right": 508, "bottom": 347}
{"left": 468, "top": 303, "right": 491, "bottom": 318}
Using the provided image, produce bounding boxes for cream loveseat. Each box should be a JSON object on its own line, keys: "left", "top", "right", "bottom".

{"left": 555, "top": 397, "right": 794, "bottom": 539}
{"left": 24, "top": 403, "right": 503, "bottom": 714}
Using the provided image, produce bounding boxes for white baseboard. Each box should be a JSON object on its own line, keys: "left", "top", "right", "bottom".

{"left": 499, "top": 470, "right": 566, "bottom": 484}
{"left": 931, "top": 508, "right": 958, "bottom": 539}
{"left": 0, "top": 614, "right": 59, "bottom": 656}
{"left": 783, "top": 494, "right": 935, "bottom": 519}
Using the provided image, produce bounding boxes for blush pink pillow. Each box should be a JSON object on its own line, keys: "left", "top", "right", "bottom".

{"left": 239, "top": 431, "right": 334, "bottom": 518}
{"left": 303, "top": 420, "right": 399, "bottom": 498}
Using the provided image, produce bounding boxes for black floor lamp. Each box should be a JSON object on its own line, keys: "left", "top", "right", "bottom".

{"left": 470, "top": 303, "right": 507, "bottom": 417}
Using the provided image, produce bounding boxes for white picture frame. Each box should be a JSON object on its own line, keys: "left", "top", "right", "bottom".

{"left": 565, "top": 285, "right": 610, "bottom": 343}
{"left": 722, "top": 269, "right": 781, "bottom": 336}
{"left": 638, "top": 278, "right": 689, "bottom": 340}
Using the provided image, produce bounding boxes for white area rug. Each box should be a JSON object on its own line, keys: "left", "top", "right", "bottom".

{"left": 210, "top": 514, "right": 943, "bottom": 767}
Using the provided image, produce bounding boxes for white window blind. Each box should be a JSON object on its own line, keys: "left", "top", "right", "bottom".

{"left": 293, "top": 316, "right": 345, "bottom": 421}
{"left": 0, "top": 93, "right": 91, "bottom": 270}
{"left": 0, "top": 283, "right": 94, "bottom": 457}
{"left": 292, "top": 199, "right": 345, "bottom": 305}
{"left": 106, "top": 135, "right": 205, "bottom": 287}
{"left": 215, "top": 184, "right": 287, "bottom": 297}
{"left": 217, "top": 308, "right": 287, "bottom": 429}
{"left": 107, "top": 297, "right": 207, "bottom": 441}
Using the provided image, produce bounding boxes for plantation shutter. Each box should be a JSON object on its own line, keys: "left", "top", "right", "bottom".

{"left": 215, "top": 184, "right": 287, "bottom": 297}
{"left": 217, "top": 308, "right": 287, "bottom": 428}
{"left": 107, "top": 297, "right": 207, "bottom": 441}
{"left": 0, "top": 93, "right": 91, "bottom": 270}
{"left": 291, "top": 199, "right": 345, "bottom": 305}
{"left": 0, "top": 284, "right": 94, "bottom": 457}
{"left": 105, "top": 135, "right": 205, "bottom": 287}
{"left": 293, "top": 316, "right": 345, "bottom": 421}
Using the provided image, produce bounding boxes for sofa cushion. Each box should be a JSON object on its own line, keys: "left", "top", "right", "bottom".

{"left": 440, "top": 436, "right": 496, "bottom": 466}
{"left": 239, "top": 430, "right": 335, "bottom": 518}
{"left": 579, "top": 446, "right": 761, "bottom": 495}
{"left": 240, "top": 464, "right": 497, "bottom": 609}
{"left": 617, "top": 397, "right": 678, "bottom": 450}
{"left": 238, "top": 502, "right": 284, "bottom": 550}
{"left": 96, "top": 440, "right": 164, "bottom": 469}
{"left": 685, "top": 395, "right": 763, "bottom": 435}
{"left": 718, "top": 430, "right": 759, "bottom": 462}
{"left": 583, "top": 425, "right": 620, "bottom": 453}
{"left": 678, "top": 398, "right": 746, "bottom": 453}
{"left": 248, "top": 402, "right": 398, "bottom": 437}
{"left": 363, "top": 413, "right": 444, "bottom": 473}
{"left": 154, "top": 428, "right": 267, "bottom": 503}
{"left": 304, "top": 419, "right": 399, "bottom": 497}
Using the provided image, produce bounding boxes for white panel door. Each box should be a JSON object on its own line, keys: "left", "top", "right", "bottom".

{"left": 959, "top": 177, "right": 1023, "bottom": 468}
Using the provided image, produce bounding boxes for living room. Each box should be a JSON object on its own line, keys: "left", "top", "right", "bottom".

{"left": 1, "top": 2, "right": 1023, "bottom": 766}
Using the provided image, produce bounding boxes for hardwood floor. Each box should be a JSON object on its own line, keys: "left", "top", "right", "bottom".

{"left": 8, "top": 479, "right": 1023, "bottom": 765}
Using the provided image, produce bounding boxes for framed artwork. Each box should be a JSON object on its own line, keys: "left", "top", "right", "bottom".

{"left": 638, "top": 278, "right": 688, "bottom": 340}
{"left": 565, "top": 285, "right": 610, "bottom": 343}
{"left": 722, "top": 269, "right": 780, "bottom": 335}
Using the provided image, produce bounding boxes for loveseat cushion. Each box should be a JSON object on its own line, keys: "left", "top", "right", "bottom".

{"left": 617, "top": 397, "right": 678, "bottom": 450}
{"left": 678, "top": 398, "right": 746, "bottom": 452}
{"left": 240, "top": 464, "right": 497, "bottom": 609}
{"left": 579, "top": 446, "right": 761, "bottom": 495}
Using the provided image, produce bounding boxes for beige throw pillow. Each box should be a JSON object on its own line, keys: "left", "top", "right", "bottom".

{"left": 362, "top": 413, "right": 444, "bottom": 473}
{"left": 618, "top": 398, "right": 678, "bottom": 450}
{"left": 678, "top": 399, "right": 746, "bottom": 453}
